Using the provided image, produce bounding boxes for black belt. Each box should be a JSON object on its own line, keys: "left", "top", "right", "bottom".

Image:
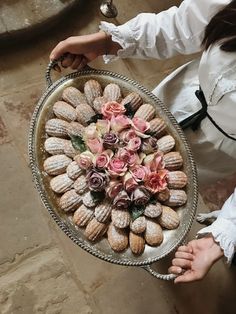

{"left": 179, "top": 89, "right": 236, "bottom": 141}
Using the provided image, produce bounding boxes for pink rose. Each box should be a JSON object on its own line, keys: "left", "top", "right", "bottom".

{"left": 116, "top": 148, "right": 131, "bottom": 163}
{"left": 127, "top": 150, "right": 139, "bottom": 166}
{"left": 101, "top": 101, "right": 126, "bottom": 119}
{"left": 96, "top": 119, "right": 110, "bottom": 135}
{"left": 132, "top": 117, "right": 150, "bottom": 133}
{"left": 95, "top": 150, "right": 113, "bottom": 169}
{"left": 119, "top": 129, "right": 137, "bottom": 143}
{"left": 130, "top": 165, "right": 147, "bottom": 182}
{"left": 123, "top": 172, "right": 138, "bottom": 193}
{"left": 75, "top": 151, "right": 94, "bottom": 170}
{"left": 127, "top": 137, "right": 141, "bottom": 151}
{"left": 116, "top": 148, "right": 139, "bottom": 166}
{"left": 86, "top": 137, "right": 103, "bottom": 154}
{"left": 106, "top": 180, "right": 123, "bottom": 198}
{"left": 108, "top": 157, "right": 127, "bottom": 176}
{"left": 110, "top": 115, "right": 131, "bottom": 133}
{"left": 144, "top": 170, "right": 168, "bottom": 194}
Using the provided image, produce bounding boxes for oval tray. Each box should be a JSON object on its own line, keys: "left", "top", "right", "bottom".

{"left": 28, "top": 63, "right": 198, "bottom": 280}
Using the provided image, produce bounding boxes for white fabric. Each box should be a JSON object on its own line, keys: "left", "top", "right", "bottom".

{"left": 198, "top": 189, "right": 236, "bottom": 263}
{"left": 99, "top": 0, "right": 236, "bottom": 263}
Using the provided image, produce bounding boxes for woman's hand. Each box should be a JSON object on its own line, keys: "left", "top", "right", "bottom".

{"left": 168, "top": 236, "right": 224, "bottom": 283}
{"left": 50, "top": 32, "right": 121, "bottom": 70}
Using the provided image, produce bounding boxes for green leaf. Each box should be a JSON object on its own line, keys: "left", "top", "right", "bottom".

{"left": 87, "top": 113, "right": 103, "bottom": 124}
{"left": 147, "top": 131, "right": 157, "bottom": 137}
{"left": 149, "top": 195, "right": 157, "bottom": 205}
{"left": 90, "top": 190, "right": 105, "bottom": 202}
{"left": 130, "top": 205, "right": 145, "bottom": 221}
{"left": 70, "top": 135, "right": 86, "bottom": 152}
{"left": 124, "top": 102, "right": 135, "bottom": 118}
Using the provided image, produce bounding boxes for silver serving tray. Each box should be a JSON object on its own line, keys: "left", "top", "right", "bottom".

{"left": 28, "top": 62, "right": 198, "bottom": 280}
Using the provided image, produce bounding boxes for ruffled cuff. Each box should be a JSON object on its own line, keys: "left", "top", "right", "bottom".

{"left": 99, "top": 21, "right": 136, "bottom": 63}
{"left": 197, "top": 218, "right": 236, "bottom": 264}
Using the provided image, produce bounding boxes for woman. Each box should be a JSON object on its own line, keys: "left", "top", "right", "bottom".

{"left": 50, "top": 0, "right": 236, "bottom": 282}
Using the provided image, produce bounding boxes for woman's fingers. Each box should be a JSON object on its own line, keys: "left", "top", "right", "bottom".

{"left": 168, "top": 265, "right": 183, "bottom": 275}
{"left": 172, "top": 258, "right": 192, "bottom": 269}
{"left": 61, "top": 53, "right": 75, "bottom": 68}
{"left": 177, "top": 245, "right": 193, "bottom": 254}
{"left": 50, "top": 40, "right": 71, "bottom": 60}
{"left": 77, "top": 56, "right": 89, "bottom": 70}
{"left": 174, "top": 270, "right": 201, "bottom": 283}
{"left": 175, "top": 251, "right": 194, "bottom": 260}
{"left": 71, "top": 55, "right": 83, "bottom": 70}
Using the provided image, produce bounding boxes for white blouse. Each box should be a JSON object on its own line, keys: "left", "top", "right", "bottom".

{"left": 100, "top": 0, "right": 236, "bottom": 263}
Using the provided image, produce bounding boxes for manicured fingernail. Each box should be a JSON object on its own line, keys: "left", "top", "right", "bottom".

{"left": 177, "top": 267, "right": 182, "bottom": 274}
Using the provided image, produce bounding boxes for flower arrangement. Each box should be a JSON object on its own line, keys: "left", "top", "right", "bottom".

{"left": 74, "top": 100, "right": 168, "bottom": 219}
{"left": 43, "top": 81, "right": 188, "bottom": 255}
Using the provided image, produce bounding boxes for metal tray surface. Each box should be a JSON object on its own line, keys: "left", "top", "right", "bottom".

{"left": 28, "top": 67, "right": 198, "bottom": 267}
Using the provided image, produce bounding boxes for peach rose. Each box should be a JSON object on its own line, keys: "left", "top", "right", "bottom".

{"left": 101, "top": 101, "right": 126, "bottom": 119}
{"left": 144, "top": 170, "right": 168, "bottom": 194}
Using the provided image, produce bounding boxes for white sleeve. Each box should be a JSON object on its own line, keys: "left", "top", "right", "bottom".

{"left": 100, "top": 0, "right": 230, "bottom": 62}
{"left": 197, "top": 188, "right": 236, "bottom": 264}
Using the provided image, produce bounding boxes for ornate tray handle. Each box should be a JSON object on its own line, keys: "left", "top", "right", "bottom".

{"left": 46, "top": 57, "right": 92, "bottom": 87}
{"left": 46, "top": 58, "right": 61, "bottom": 87}
{"left": 142, "top": 265, "right": 177, "bottom": 281}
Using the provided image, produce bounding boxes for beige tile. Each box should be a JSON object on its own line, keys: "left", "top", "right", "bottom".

{"left": 0, "top": 248, "right": 92, "bottom": 314}
{"left": 52, "top": 224, "right": 126, "bottom": 294}
{"left": 90, "top": 267, "right": 176, "bottom": 314}
{"left": 0, "top": 141, "right": 52, "bottom": 273}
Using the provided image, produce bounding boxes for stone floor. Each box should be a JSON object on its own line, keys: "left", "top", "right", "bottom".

{"left": 0, "top": 1, "right": 235, "bottom": 313}
{"left": 0, "top": 0, "right": 78, "bottom": 44}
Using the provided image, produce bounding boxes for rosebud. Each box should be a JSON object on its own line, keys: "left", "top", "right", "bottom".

{"left": 86, "top": 169, "right": 109, "bottom": 192}
{"left": 131, "top": 187, "right": 150, "bottom": 206}
{"left": 113, "top": 190, "right": 131, "bottom": 209}
{"left": 103, "top": 133, "right": 119, "bottom": 148}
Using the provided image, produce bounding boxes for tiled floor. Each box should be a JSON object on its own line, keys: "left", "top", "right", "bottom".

{"left": 0, "top": 1, "right": 235, "bottom": 313}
